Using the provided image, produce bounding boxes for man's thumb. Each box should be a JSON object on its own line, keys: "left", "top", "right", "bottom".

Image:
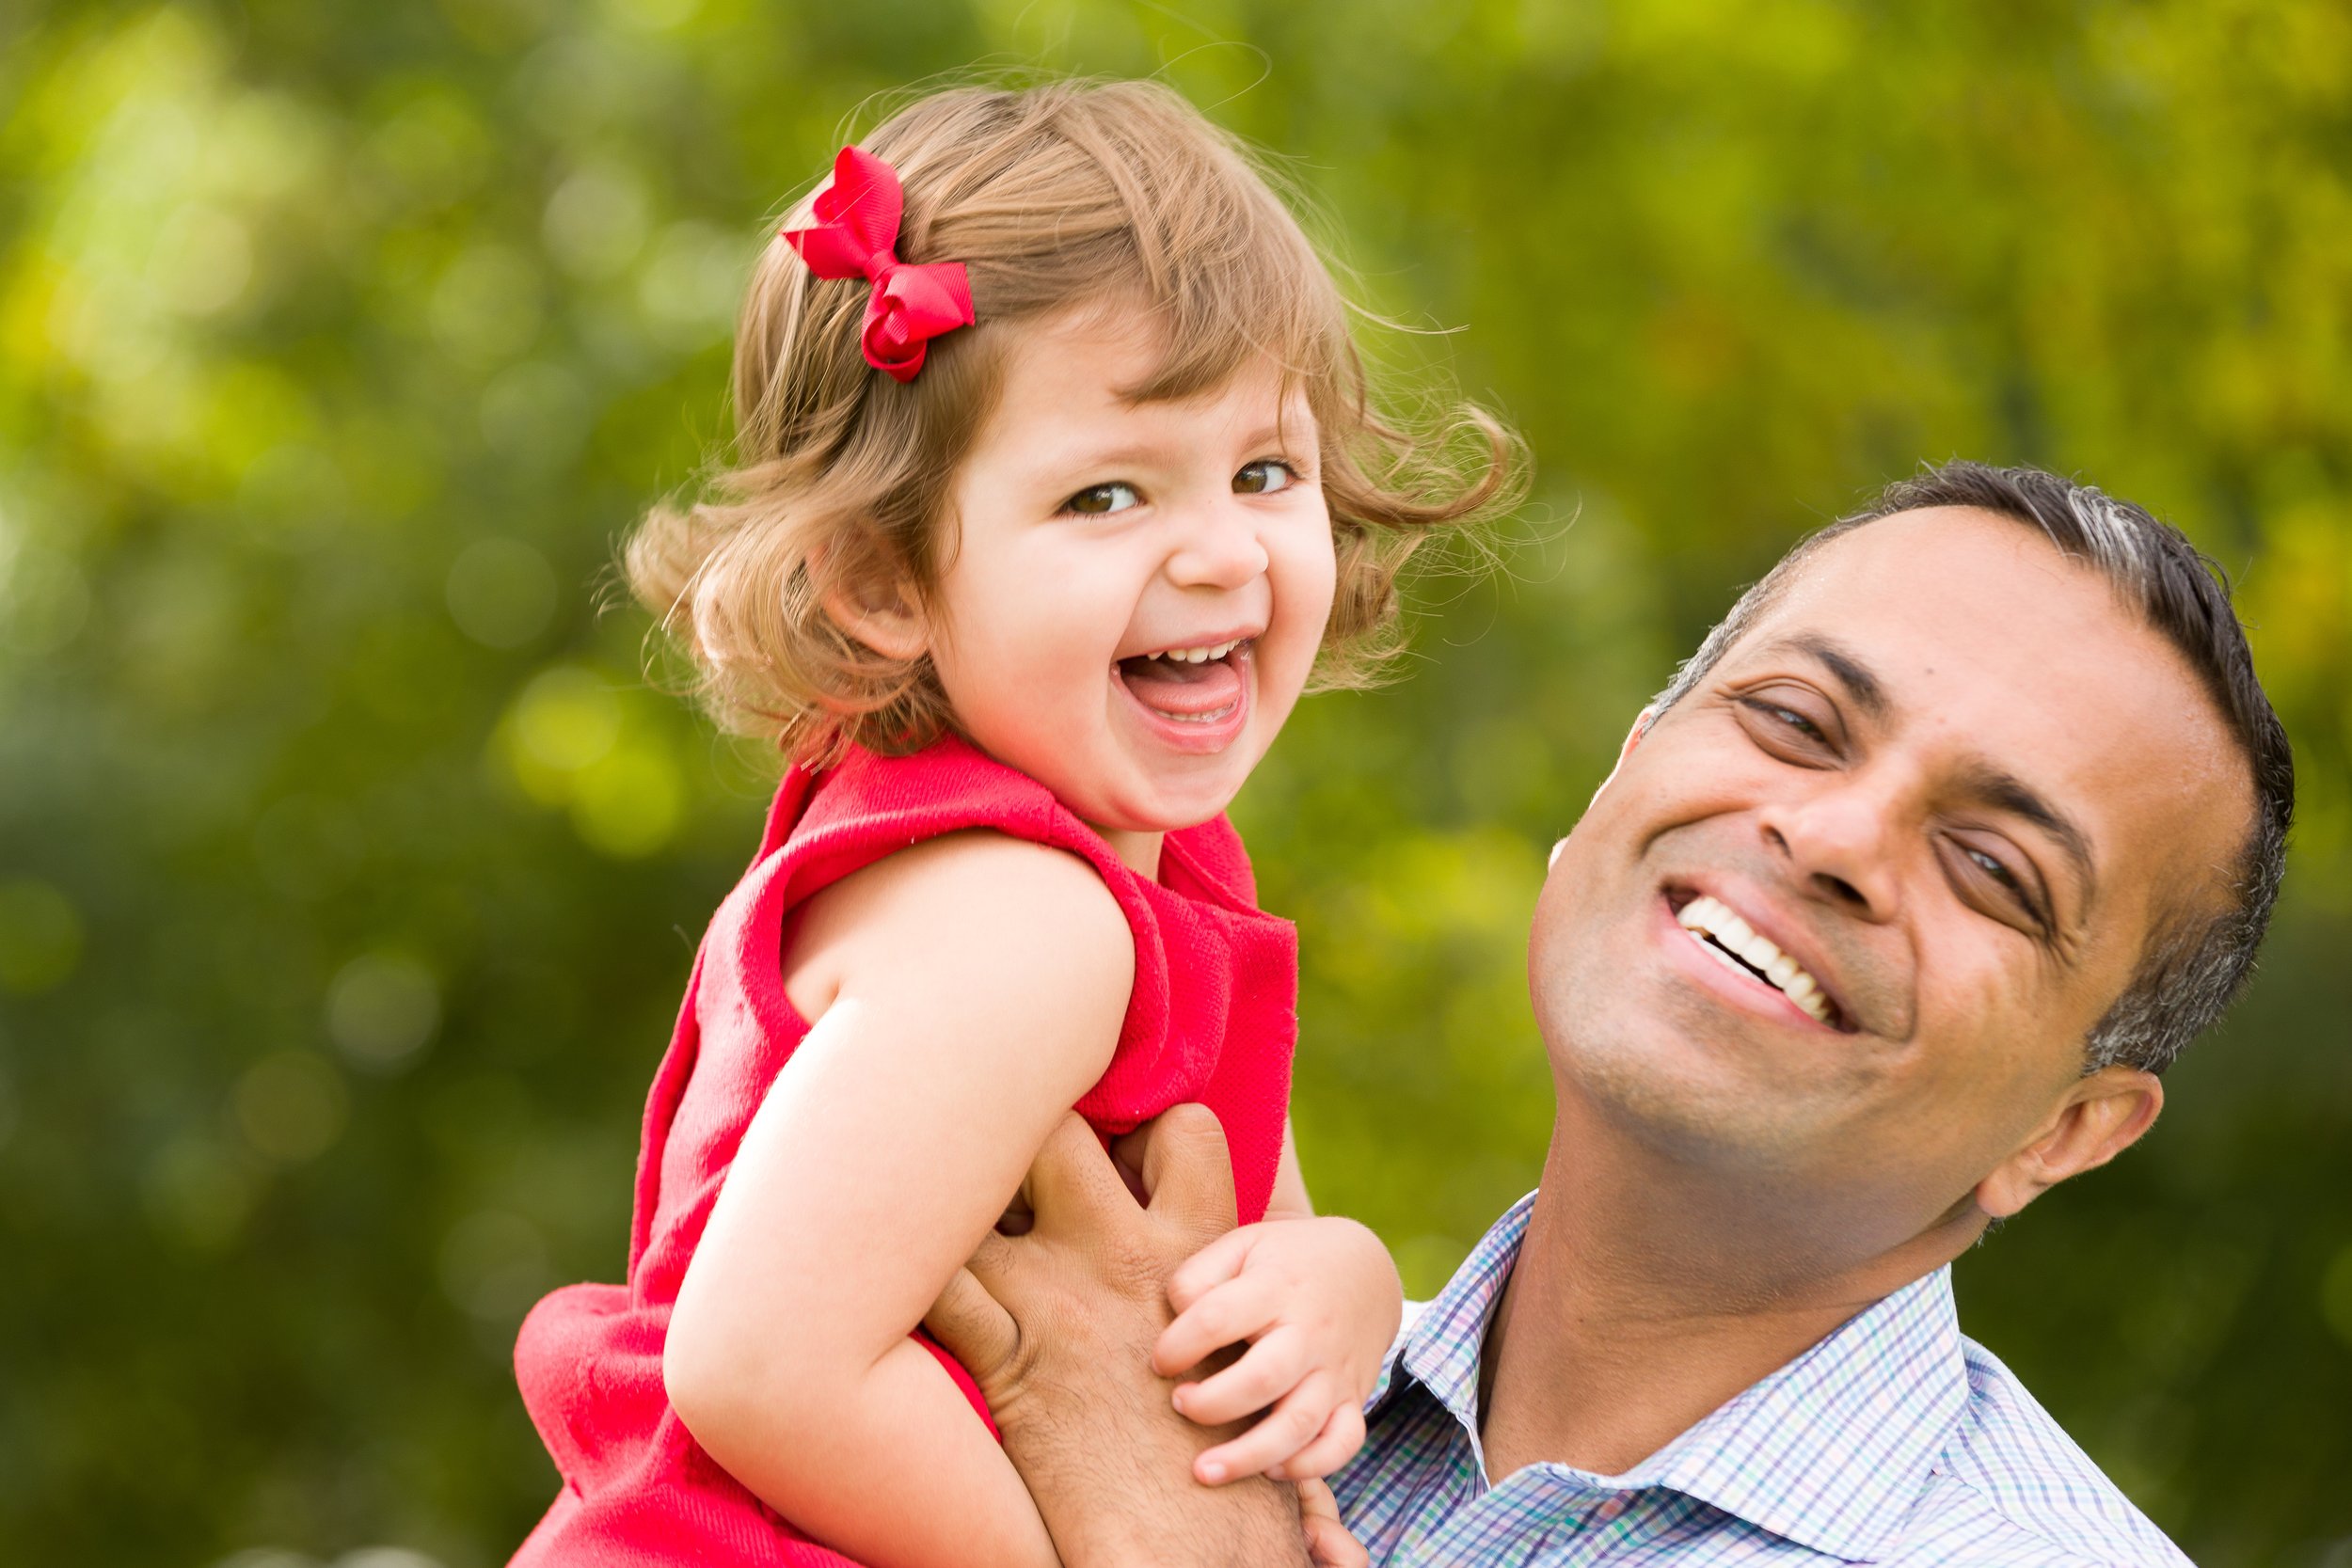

{"left": 924, "top": 1264, "right": 1017, "bottom": 1378}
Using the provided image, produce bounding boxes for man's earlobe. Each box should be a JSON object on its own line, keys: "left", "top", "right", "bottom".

{"left": 1974, "top": 1066, "right": 2164, "bottom": 1220}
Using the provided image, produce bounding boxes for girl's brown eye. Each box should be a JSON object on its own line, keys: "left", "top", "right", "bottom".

{"left": 1061, "top": 482, "right": 1139, "bottom": 516}
{"left": 1233, "top": 460, "right": 1295, "bottom": 495}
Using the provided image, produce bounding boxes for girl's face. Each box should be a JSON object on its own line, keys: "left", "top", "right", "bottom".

{"left": 915, "top": 309, "right": 1338, "bottom": 871}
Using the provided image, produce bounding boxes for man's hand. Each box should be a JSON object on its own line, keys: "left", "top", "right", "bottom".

{"left": 924, "top": 1108, "right": 1318, "bottom": 1568}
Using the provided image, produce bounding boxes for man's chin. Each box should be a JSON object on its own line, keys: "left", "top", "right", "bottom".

{"left": 1554, "top": 1025, "right": 1828, "bottom": 1176}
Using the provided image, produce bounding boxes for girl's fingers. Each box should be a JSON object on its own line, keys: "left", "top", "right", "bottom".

{"left": 1166, "top": 1224, "right": 1254, "bottom": 1314}
{"left": 1268, "top": 1401, "right": 1367, "bottom": 1482}
{"left": 1191, "top": 1371, "right": 1338, "bottom": 1484}
{"left": 1171, "top": 1323, "right": 1309, "bottom": 1426}
{"left": 1152, "top": 1273, "right": 1280, "bottom": 1376}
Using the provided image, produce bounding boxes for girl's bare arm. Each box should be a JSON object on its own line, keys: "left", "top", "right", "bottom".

{"left": 664, "top": 831, "right": 1136, "bottom": 1568}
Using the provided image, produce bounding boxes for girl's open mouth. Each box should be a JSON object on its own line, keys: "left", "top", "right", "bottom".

{"left": 1116, "top": 638, "right": 1251, "bottom": 726}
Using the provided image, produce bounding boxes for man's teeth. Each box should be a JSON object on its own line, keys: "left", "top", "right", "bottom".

{"left": 1141, "top": 639, "right": 1242, "bottom": 664}
{"left": 1675, "top": 895, "right": 1836, "bottom": 1024}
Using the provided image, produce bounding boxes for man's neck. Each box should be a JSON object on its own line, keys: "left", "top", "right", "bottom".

{"left": 1476, "top": 1100, "right": 1975, "bottom": 1481}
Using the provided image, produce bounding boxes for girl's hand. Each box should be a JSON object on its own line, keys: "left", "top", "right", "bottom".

{"left": 1151, "top": 1216, "right": 1404, "bottom": 1484}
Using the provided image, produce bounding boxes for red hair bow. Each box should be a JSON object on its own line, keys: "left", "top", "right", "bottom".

{"left": 781, "top": 147, "right": 976, "bottom": 383}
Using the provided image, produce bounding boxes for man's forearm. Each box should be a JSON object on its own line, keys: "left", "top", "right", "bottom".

{"left": 921, "top": 1112, "right": 1327, "bottom": 1568}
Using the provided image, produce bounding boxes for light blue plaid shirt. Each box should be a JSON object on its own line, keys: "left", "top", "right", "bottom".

{"left": 1332, "top": 1195, "right": 2190, "bottom": 1566}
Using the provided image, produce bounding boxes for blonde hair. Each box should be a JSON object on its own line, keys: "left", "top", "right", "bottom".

{"left": 629, "top": 78, "right": 1520, "bottom": 764}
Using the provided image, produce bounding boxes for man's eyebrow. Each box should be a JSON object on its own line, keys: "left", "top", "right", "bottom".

{"left": 1753, "top": 634, "right": 2098, "bottom": 911}
{"left": 1954, "top": 760, "right": 2100, "bottom": 909}
{"left": 1758, "top": 635, "right": 1890, "bottom": 721}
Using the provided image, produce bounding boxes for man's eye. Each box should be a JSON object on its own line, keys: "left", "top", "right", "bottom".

{"left": 1966, "top": 845, "right": 2017, "bottom": 889}
{"left": 1961, "top": 842, "right": 2048, "bottom": 928}
{"left": 1740, "top": 698, "right": 1829, "bottom": 745}
{"left": 1061, "top": 482, "right": 1140, "bottom": 516}
{"left": 1233, "top": 460, "right": 1295, "bottom": 496}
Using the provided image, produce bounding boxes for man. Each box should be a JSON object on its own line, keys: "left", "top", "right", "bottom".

{"left": 925, "top": 462, "right": 2296, "bottom": 1566}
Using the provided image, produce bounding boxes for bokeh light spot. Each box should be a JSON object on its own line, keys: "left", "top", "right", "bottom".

{"left": 212, "top": 1549, "right": 320, "bottom": 1568}
{"left": 637, "top": 220, "right": 743, "bottom": 349}
{"left": 511, "top": 665, "right": 622, "bottom": 776}
{"left": 327, "top": 953, "right": 442, "bottom": 1072}
{"left": 571, "top": 743, "right": 684, "bottom": 858}
{"left": 144, "top": 1133, "right": 260, "bottom": 1250}
{"left": 429, "top": 245, "right": 543, "bottom": 366}
{"left": 232, "top": 1051, "right": 349, "bottom": 1164}
{"left": 543, "top": 163, "right": 649, "bottom": 280}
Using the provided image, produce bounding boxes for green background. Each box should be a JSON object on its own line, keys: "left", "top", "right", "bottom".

{"left": 4, "top": 1, "right": 2348, "bottom": 1563}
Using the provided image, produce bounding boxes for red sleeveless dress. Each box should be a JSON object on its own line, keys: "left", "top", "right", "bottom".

{"left": 509, "top": 736, "right": 1299, "bottom": 1565}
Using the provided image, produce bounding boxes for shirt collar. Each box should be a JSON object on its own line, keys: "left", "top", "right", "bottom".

{"left": 1375, "top": 1191, "right": 1971, "bottom": 1563}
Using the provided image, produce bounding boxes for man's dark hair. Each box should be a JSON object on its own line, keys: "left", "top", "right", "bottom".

{"left": 1649, "top": 460, "right": 2295, "bottom": 1075}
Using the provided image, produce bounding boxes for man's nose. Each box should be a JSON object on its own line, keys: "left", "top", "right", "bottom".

{"left": 1164, "top": 498, "right": 1270, "bottom": 590}
{"left": 1756, "top": 775, "right": 1906, "bottom": 920}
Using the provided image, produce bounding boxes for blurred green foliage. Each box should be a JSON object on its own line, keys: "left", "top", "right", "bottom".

{"left": 3, "top": 1, "right": 2348, "bottom": 1564}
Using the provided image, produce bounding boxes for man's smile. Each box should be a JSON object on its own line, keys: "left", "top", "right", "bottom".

{"left": 1660, "top": 886, "right": 1857, "bottom": 1034}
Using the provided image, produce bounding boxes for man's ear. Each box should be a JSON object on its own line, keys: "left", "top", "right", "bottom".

{"left": 1974, "top": 1066, "right": 2164, "bottom": 1220}
{"left": 1592, "top": 707, "right": 1655, "bottom": 804}
{"left": 818, "top": 557, "right": 929, "bottom": 662}
{"left": 1552, "top": 708, "right": 1657, "bottom": 869}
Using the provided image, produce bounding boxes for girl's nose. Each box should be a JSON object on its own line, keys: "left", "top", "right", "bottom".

{"left": 1165, "top": 499, "right": 1271, "bottom": 590}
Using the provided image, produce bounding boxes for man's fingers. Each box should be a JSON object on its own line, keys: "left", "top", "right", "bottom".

{"left": 1025, "top": 1111, "right": 1136, "bottom": 1233}
{"left": 1153, "top": 1274, "right": 1281, "bottom": 1379}
{"left": 922, "top": 1263, "right": 1017, "bottom": 1379}
{"left": 1169, "top": 1323, "right": 1306, "bottom": 1423}
{"left": 1122, "top": 1103, "right": 1236, "bottom": 1241}
{"left": 1191, "top": 1371, "right": 1341, "bottom": 1484}
{"left": 1298, "top": 1478, "right": 1369, "bottom": 1568}
{"left": 1166, "top": 1224, "right": 1253, "bottom": 1314}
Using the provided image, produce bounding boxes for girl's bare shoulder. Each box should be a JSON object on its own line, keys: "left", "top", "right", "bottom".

{"left": 781, "top": 830, "right": 1134, "bottom": 1031}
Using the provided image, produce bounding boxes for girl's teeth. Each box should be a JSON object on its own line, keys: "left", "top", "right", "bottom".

{"left": 1150, "top": 639, "right": 1242, "bottom": 663}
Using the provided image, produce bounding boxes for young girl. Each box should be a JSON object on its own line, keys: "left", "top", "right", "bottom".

{"left": 511, "top": 79, "right": 1512, "bottom": 1568}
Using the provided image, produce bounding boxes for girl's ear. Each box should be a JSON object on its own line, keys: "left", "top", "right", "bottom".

{"left": 817, "top": 548, "right": 930, "bottom": 662}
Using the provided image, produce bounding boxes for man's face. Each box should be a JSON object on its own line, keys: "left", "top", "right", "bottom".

{"left": 1532, "top": 506, "right": 2251, "bottom": 1236}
